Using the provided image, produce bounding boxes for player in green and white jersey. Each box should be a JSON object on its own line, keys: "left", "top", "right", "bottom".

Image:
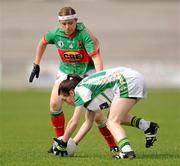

{"left": 53, "top": 67, "right": 159, "bottom": 159}
{"left": 29, "top": 7, "right": 118, "bottom": 155}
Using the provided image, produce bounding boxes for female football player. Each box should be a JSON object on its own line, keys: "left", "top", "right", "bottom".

{"left": 54, "top": 67, "right": 159, "bottom": 159}
{"left": 29, "top": 7, "right": 118, "bottom": 155}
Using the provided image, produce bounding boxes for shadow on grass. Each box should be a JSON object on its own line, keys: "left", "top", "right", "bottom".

{"left": 72, "top": 152, "right": 180, "bottom": 160}
{"left": 137, "top": 153, "right": 180, "bottom": 159}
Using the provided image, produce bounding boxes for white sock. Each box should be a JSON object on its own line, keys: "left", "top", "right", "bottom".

{"left": 121, "top": 145, "right": 133, "bottom": 152}
{"left": 139, "top": 119, "right": 150, "bottom": 131}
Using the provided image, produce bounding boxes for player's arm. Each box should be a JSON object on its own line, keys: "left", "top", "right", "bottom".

{"left": 34, "top": 36, "right": 48, "bottom": 65}
{"left": 83, "top": 29, "right": 104, "bottom": 72}
{"left": 29, "top": 36, "right": 48, "bottom": 82}
{"left": 53, "top": 106, "right": 83, "bottom": 157}
{"left": 91, "top": 37, "right": 103, "bottom": 72}
{"left": 91, "top": 53, "right": 103, "bottom": 72}
{"left": 62, "top": 106, "right": 84, "bottom": 143}
{"left": 73, "top": 111, "right": 95, "bottom": 145}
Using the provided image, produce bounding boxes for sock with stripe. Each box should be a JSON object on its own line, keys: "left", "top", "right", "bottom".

{"left": 118, "top": 137, "right": 133, "bottom": 152}
{"left": 50, "top": 110, "right": 65, "bottom": 138}
{"left": 131, "top": 116, "right": 150, "bottom": 131}
{"left": 98, "top": 126, "right": 117, "bottom": 149}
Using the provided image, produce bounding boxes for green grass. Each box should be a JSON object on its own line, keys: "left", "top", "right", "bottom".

{"left": 0, "top": 89, "right": 180, "bottom": 166}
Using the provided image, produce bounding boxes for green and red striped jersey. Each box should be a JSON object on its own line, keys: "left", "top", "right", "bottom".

{"left": 44, "top": 22, "right": 100, "bottom": 74}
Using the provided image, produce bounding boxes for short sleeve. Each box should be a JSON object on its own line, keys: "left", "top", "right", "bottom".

{"left": 81, "top": 29, "right": 100, "bottom": 56}
{"left": 45, "top": 30, "right": 55, "bottom": 44}
{"left": 74, "top": 86, "right": 92, "bottom": 106}
{"left": 74, "top": 93, "right": 84, "bottom": 106}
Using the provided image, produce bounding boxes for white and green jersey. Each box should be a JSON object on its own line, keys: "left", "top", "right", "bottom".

{"left": 74, "top": 67, "right": 146, "bottom": 111}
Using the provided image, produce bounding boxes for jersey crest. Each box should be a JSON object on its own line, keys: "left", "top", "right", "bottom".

{"left": 57, "top": 41, "right": 64, "bottom": 48}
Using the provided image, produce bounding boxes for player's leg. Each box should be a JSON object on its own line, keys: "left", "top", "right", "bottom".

{"left": 131, "top": 115, "right": 159, "bottom": 148}
{"left": 121, "top": 114, "right": 150, "bottom": 131}
{"left": 127, "top": 72, "right": 159, "bottom": 148}
{"left": 107, "top": 97, "right": 137, "bottom": 159}
{"left": 94, "top": 111, "right": 119, "bottom": 157}
{"left": 48, "top": 80, "right": 65, "bottom": 153}
{"left": 121, "top": 114, "right": 159, "bottom": 148}
{"left": 50, "top": 80, "right": 65, "bottom": 138}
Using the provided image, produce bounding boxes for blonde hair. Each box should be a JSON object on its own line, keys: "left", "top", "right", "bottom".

{"left": 58, "top": 7, "right": 76, "bottom": 16}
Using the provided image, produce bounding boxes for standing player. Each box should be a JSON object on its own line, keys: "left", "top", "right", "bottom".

{"left": 29, "top": 7, "right": 118, "bottom": 155}
{"left": 54, "top": 67, "right": 159, "bottom": 159}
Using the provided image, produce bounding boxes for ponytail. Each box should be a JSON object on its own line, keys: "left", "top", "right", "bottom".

{"left": 67, "top": 74, "right": 82, "bottom": 82}
{"left": 58, "top": 74, "right": 83, "bottom": 96}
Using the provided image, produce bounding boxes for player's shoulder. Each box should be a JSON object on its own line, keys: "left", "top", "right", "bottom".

{"left": 76, "top": 22, "right": 89, "bottom": 35}
{"left": 75, "top": 86, "right": 92, "bottom": 103}
{"left": 76, "top": 22, "right": 96, "bottom": 41}
{"left": 76, "top": 22, "right": 86, "bottom": 31}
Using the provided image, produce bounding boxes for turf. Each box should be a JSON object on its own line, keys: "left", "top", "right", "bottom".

{"left": 0, "top": 89, "right": 180, "bottom": 166}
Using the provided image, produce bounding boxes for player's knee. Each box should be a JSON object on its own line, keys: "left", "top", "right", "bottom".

{"left": 50, "top": 100, "right": 61, "bottom": 112}
{"left": 95, "top": 118, "right": 107, "bottom": 127}
{"left": 107, "top": 119, "right": 121, "bottom": 129}
{"left": 108, "top": 114, "right": 123, "bottom": 124}
{"left": 94, "top": 113, "right": 106, "bottom": 125}
{"left": 94, "top": 117, "right": 103, "bottom": 124}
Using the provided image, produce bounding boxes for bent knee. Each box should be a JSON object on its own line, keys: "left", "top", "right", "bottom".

{"left": 95, "top": 117, "right": 104, "bottom": 124}
{"left": 108, "top": 115, "right": 124, "bottom": 124}
{"left": 107, "top": 119, "right": 123, "bottom": 128}
{"left": 50, "top": 100, "right": 61, "bottom": 112}
{"left": 94, "top": 112, "right": 107, "bottom": 125}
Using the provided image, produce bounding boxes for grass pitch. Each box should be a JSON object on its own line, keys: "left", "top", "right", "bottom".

{"left": 0, "top": 89, "right": 180, "bottom": 166}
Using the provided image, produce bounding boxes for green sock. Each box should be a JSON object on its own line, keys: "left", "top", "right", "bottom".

{"left": 118, "top": 137, "right": 130, "bottom": 149}
{"left": 118, "top": 137, "right": 133, "bottom": 152}
{"left": 131, "top": 116, "right": 141, "bottom": 128}
{"left": 131, "top": 116, "right": 150, "bottom": 131}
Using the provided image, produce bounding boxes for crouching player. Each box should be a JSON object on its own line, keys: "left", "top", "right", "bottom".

{"left": 53, "top": 67, "right": 159, "bottom": 159}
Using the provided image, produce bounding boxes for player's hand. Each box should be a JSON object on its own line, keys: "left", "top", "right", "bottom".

{"left": 53, "top": 138, "right": 68, "bottom": 157}
{"left": 29, "top": 63, "right": 40, "bottom": 82}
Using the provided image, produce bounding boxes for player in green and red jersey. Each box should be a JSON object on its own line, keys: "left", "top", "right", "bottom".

{"left": 29, "top": 7, "right": 118, "bottom": 155}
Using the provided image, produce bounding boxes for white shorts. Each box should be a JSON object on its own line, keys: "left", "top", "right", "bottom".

{"left": 86, "top": 69, "right": 147, "bottom": 112}
{"left": 86, "top": 89, "right": 113, "bottom": 111}
{"left": 55, "top": 69, "right": 96, "bottom": 84}
{"left": 113, "top": 70, "right": 147, "bottom": 99}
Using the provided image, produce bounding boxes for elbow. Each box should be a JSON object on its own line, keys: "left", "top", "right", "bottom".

{"left": 38, "top": 37, "right": 47, "bottom": 48}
